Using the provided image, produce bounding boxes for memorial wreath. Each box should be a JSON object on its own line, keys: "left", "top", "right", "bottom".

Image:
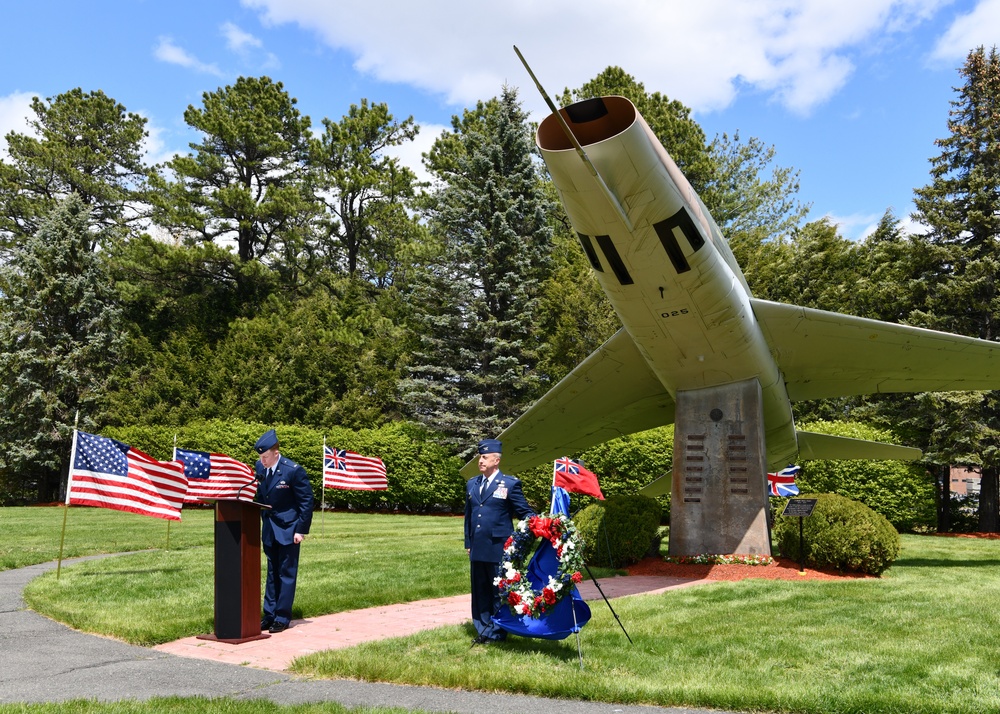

{"left": 495, "top": 514, "right": 585, "bottom": 618}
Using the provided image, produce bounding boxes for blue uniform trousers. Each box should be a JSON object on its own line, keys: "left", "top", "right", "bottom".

{"left": 262, "top": 539, "right": 301, "bottom": 626}
{"left": 470, "top": 559, "right": 506, "bottom": 641}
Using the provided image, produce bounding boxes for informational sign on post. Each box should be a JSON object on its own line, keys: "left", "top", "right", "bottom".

{"left": 782, "top": 498, "right": 817, "bottom": 517}
{"left": 781, "top": 498, "right": 818, "bottom": 573}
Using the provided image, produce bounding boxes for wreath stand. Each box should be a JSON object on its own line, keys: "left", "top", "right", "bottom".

{"left": 582, "top": 561, "right": 633, "bottom": 644}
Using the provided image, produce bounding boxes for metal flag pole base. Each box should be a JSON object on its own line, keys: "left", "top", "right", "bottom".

{"left": 582, "top": 562, "right": 632, "bottom": 644}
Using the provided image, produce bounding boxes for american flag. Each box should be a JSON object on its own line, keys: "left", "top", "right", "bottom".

{"left": 323, "top": 446, "right": 387, "bottom": 490}
{"left": 68, "top": 431, "right": 188, "bottom": 521}
{"left": 768, "top": 465, "right": 801, "bottom": 497}
{"left": 553, "top": 457, "right": 604, "bottom": 499}
{"left": 176, "top": 448, "right": 257, "bottom": 502}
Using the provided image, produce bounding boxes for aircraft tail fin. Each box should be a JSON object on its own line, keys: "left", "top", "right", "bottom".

{"left": 796, "top": 431, "right": 921, "bottom": 461}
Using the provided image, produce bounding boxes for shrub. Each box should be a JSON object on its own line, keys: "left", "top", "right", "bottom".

{"left": 773, "top": 492, "right": 900, "bottom": 575}
{"left": 796, "top": 420, "right": 935, "bottom": 532}
{"left": 574, "top": 494, "right": 662, "bottom": 568}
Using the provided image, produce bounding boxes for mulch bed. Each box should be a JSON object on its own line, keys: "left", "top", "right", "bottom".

{"left": 625, "top": 555, "right": 874, "bottom": 581}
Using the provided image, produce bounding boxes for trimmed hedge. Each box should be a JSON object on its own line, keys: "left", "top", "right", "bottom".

{"left": 574, "top": 494, "right": 662, "bottom": 568}
{"left": 106, "top": 420, "right": 465, "bottom": 512}
{"left": 773, "top": 492, "right": 900, "bottom": 576}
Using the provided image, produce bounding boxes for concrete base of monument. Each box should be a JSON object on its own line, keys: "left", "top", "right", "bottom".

{"left": 668, "top": 378, "right": 771, "bottom": 557}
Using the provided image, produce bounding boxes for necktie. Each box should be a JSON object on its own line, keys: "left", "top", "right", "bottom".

{"left": 480, "top": 475, "right": 490, "bottom": 495}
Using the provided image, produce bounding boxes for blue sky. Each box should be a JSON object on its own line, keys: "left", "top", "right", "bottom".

{"left": 1, "top": 0, "right": 997, "bottom": 240}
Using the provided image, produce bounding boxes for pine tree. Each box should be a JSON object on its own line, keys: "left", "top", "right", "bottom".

{"left": 0, "top": 88, "right": 153, "bottom": 253}
{"left": 403, "top": 86, "right": 555, "bottom": 452}
{"left": 0, "top": 195, "right": 124, "bottom": 503}
{"left": 911, "top": 45, "right": 1000, "bottom": 530}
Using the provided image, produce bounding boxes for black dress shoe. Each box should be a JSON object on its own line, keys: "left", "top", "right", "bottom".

{"left": 471, "top": 635, "right": 489, "bottom": 645}
{"left": 260, "top": 619, "right": 273, "bottom": 631}
{"left": 268, "top": 621, "right": 288, "bottom": 633}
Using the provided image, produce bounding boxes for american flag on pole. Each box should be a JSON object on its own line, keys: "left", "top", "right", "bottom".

{"left": 67, "top": 431, "right": 187, "bottom": 521}
{"left": 553, "top": 457, "right": 604, "bottom": 499}
{"left": 767, "top": 465, "right": 801, "bottom": 497}
{"left": 176, "top": 448, "right": 257, "bottom": 502}
{"left": 323, "top": 446, "right": 387, "bottom": 490}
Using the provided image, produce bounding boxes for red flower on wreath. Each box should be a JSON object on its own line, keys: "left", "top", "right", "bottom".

{"left": 530, "top": 516, "right": 554, "bottom": 539}
{"left": 498, "top": 515, "right": 586, "bottom": 618}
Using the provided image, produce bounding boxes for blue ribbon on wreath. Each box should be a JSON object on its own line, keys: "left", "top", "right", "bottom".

{"left": 492, "top": 486, "right": 592, "bottom": 640}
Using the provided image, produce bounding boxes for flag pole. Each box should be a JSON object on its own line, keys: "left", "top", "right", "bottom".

{"left": 165, "top": 435, "right": 180, "bottom": 550}
{"left": 321, "top": 437, "right": 327, "bottom": 535}
{"left": 57, "top": 411, "right": 81, "bottom": 580}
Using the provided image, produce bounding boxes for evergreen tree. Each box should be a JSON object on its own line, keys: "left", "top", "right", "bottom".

{"left": 149, "top": 76, "right": 318, "bottom": 305}
{"left": 0, "top": 88, "right": 153, "bottom": 253}
{"left": 911, "top": 45, "right": 1000, "bottom": 530}
{"left": 0, "top": 195, "right": 124, "bottom": 503}
{"left": 311, "top": 99, "right": 423, "bottom": 286}
{"left": 403, "top": 86, "right": 555, "bottom": 451}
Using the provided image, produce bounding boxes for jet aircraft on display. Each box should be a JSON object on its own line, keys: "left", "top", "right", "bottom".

{"left": 461, "top": 50, "right": 1000, "bottom": 554}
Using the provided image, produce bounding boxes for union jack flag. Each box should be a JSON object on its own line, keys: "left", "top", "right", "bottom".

{"left": 767, "top": 465, "right": 801, "bottom": 497}
{"left": 323, "top": 446, "right": 387, "bottom": 490}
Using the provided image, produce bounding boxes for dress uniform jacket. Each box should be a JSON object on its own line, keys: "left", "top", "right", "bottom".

{"left": 256, "top": 455, "right": 314, "bottom": 546}
{"left": 464, "top": 470, "right": 533, "bottom": 562}
{"left": 255, "top": 454, "right": 314, "bottom": 626}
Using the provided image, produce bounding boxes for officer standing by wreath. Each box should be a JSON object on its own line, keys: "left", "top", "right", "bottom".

{"left": 254, "top": 429, "right": 314, "bottom": 633}
{"left": 464, "top": 438, "right": 534, "bottom": 645}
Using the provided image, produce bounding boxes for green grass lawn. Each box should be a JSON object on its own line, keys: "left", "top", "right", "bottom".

{"left": 6, "top": 506, "right": 1000, "bottom": 713}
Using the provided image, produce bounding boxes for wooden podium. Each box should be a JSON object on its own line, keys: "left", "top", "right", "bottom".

{"left": 197, "top": 499, "right": 270, "bottom": 644}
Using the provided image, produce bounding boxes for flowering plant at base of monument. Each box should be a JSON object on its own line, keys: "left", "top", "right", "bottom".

{"left": 495, "top": 515, "right": 585, "bottom": 618}
{"left": 665, "top": 553, "right": 774, "bottom": 566}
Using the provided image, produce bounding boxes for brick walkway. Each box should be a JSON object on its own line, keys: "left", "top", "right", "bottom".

{"left": 154, "top": 575, "right": 704, "bottom": 671}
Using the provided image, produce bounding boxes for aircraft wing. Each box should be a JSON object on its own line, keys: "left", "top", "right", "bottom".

{"left": 795, "top": 431, "right": 921, "bottom": 461}
{"left": 752, "top": 299, "right": 1000, "bottom": 401}
{"left": 459, "top": 328, "right": 675, "bottom": 477}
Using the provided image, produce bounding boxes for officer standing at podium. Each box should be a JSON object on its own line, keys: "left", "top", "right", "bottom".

{"left": 464, "top": 438, "right": 534, "bottom": 645}
{"left": 254, "top": 429, "right": 314, "bottom": 633}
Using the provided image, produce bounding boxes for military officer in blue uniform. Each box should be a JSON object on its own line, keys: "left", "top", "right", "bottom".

{"left": 464, "top": 438, "right": 534, "bottom": 645}
{"left": 254, "top": 429, "right": 314, "bottom": 633}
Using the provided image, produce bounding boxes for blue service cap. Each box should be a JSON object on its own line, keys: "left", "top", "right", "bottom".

{"left": 254, "top": 429, "right": 278, "bottom": 454}
{"left": 477, "top": 438, "right": 502, "bottom": 455}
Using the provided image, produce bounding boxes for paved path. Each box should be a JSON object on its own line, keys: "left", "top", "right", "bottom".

{"left": 154, "top": 575, "right": 703, "bottom": 671}
{"left": 1, "top": 556, "right": 740, "bottom": 714}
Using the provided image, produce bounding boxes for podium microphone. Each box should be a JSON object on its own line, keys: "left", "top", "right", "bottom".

{"left": 236, "top": 477, "right": 257, "bottom": 502}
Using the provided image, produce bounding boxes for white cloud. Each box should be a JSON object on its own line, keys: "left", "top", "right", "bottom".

{"left": 0, "top": 91, "right": 36, "bottom": 160}
{"left": 383, "top": 121, "right": 448, "bottom": 190}
{"left": 222, "top": 21, "right": 263, "bottom": 54}
{"left": 824, "top": 210, "right": 885, "bottom": 240}
{"left": 243, "top": 0, "right": 951, "bottom": 116}
{"left": 930, "top": 0, "right": 1000, "bottom": 63}
{"left": 153, "top": 36, "right": 224, "bottom": 76}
